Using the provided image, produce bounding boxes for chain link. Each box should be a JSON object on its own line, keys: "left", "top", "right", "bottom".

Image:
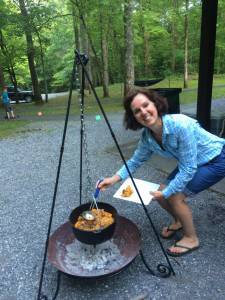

{"left": 82, "top": 123, "right": 92, "bottom": 199}
{"left": 76, "top": 67, "right": 92, "bottom": 201}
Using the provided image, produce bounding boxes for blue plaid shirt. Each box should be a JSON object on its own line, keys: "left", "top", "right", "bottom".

{"left": 117, "top": 114, "right": 225, "bottom": 199}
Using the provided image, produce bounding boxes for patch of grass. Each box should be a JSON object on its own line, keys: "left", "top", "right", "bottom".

{"left": 4, "top": 77, "right": 225, "bottom": 117}
{"left": 0, "top": 120, "right": 31, "bottom": 139}
{"left": 0, "top": 76, "right": 224, "bottom": 139}
{"left": 153, "top": 74, "right": 225, "bottom": 89}
{"left": 180, "top": 90, "right": 198, "bottom": 104}
{"left": 180, "top": 85, "right": 225, "bottom": 104}
{"left": 153, "top": 74, "right": 225, "bottom": 105}
{"left": 8, "top": 84, "right": 125, "bottom": 118}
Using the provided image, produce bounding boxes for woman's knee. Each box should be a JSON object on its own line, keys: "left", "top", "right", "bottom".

{"left": 167, "top": 192, "right": 186, "bottom": 207}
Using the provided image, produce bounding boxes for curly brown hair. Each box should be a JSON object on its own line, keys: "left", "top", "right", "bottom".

{"left": 123, "top": 88, "right": 168, "bottom": 130}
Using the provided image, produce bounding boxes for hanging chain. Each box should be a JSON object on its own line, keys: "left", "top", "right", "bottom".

{"left": 76, "top": 66, "right": 93, "bottom": 201}
{"left": 83, "top": 123, "right": 92, "bottom": 199}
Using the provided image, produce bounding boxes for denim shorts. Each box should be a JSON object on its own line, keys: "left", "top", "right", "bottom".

{"left": 167, "top": 144, "right": 225, "bottom": 197}
{"left": 4, "top": 103, "right": 12, "bottom": 113}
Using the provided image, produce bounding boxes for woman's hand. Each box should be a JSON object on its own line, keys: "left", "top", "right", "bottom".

{"left": 150, "top": 190, "right": 165, "bottom": 201}
{"left": 98, "top": 175, "right": 121, "bottom": 191}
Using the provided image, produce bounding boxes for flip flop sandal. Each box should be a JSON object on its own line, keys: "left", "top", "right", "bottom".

{"left": 160, "top": 225, "right": 182, "bottom": 239}
{"left": 166, "top": 243, "right": 200, "bottom": 257}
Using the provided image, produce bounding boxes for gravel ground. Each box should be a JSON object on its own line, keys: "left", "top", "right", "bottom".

{"left": 1, "top": 113, "right": 225, "bottom": 300}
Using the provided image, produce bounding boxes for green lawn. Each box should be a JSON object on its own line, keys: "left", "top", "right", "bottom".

{"left": 1, "top": 74, "right": 224, "bottom": 139}
{"left": 0, "top": 120, "right": 30, "bottom": 139}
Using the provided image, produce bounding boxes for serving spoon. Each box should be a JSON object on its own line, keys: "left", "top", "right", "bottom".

{"left": 81, "top": 179, "right": 103, "bottom": 221}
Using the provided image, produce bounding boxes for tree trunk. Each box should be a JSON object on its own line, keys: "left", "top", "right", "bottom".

{"left": 74, "top": 0, "right": 102, "bottom": 84}
{"left": 139, "top": 1, "right": 151, "bottom": 78}
{"left": 72, "top": 7, "right": 83, "bottom": 89}
{"left": 171, "top": 0, "right": 180, "bottom": 72}
{"left": 35, "top": 29, "right": 48, "bottom": 102}
{"left": 110, "top": 27, "right": 124, "bottom": 83}
{"left": 0, "top": 62, "right": 5, "bottom": 90}
{"left": 171, "top": 22, "right": 176, "bottom": 73}
{"left": 124, "top": 0, "right": 134, "bottom": 96}
{"left": 73, "top": 15, "right": 80, "bottom": 53}
{"left": 183, "top": 0, "right": 189, "bottom": 88}
{"left": 101, "top": 33, "right": 109, "bottom": 97}
{"left": 143, "top": 32, "right": 150, "bottom": 78}
{"left": 98, "top": 0, "right": 109, "bottom": 97}
{"left": 98, "top": 1, "right": 109, "bottom": 97}
{"left": 18, "top": 0, "right": 42, "bottom": 102}
{"left": 79, "top": 17, "right": 92, "bottom": 93}
{"left": 87, "top": 43, "right": 93, "bottom": 91}
{"left": 0, "top": 30, "right": 18, "bottom": 91}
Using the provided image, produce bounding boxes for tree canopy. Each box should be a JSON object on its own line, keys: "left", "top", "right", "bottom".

{"left": 0, "top": 0, "right": 224, "bottom": 94}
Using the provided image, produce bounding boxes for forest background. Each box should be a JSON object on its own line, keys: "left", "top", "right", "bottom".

{"left": 0, "top": 0, "right": 225, "bottom": 103}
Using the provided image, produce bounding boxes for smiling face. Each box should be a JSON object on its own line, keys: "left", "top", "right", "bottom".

{"left": 130, "top": 93, "right": 159, "bottom": 128}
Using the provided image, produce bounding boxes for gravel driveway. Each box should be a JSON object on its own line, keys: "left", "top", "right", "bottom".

{"left": 1, "top": 113, "right": 225, "bottom": 300}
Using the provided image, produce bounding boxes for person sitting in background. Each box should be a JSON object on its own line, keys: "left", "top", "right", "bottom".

{"left": 98, "top": 88, "right": 225, "bottom": 257}
{"left": 1, "top": 86, "right": 15, "bottom": 119}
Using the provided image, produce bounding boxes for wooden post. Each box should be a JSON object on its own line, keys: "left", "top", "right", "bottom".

{"left": 197, "top": 0, "right": 218, "bottom": 130}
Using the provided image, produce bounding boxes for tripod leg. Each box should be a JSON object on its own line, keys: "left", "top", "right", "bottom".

{"left": 37, "top": 55, "right": 78, "bottom": 300}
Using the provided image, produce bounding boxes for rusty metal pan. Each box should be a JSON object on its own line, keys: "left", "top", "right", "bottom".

{"left": 47, "top": 215, "right": 141, "bottom": 279}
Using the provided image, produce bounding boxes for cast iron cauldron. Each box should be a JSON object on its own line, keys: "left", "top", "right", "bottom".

{"left": 69, "top": 202, "right": 117, "bottom": 245}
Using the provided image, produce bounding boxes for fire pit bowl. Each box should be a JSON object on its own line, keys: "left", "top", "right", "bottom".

{"left": 48, "top": 216, "right": 141, "bottom": 278}
{"left": 69, "top": 202, "right": 117, "bottom": 245}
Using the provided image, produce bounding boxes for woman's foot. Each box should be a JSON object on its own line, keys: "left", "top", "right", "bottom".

{"left": 161, "top": 222, "right": 182, "bottom": 239}
{"left": 167, "top": 237, "right": 199, "bottom": 256}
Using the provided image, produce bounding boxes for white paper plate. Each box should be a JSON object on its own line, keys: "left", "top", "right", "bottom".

{"left": 113, "top": 178, "right": 160, "bottom": 205}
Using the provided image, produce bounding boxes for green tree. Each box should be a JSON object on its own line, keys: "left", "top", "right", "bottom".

{"left": 183, "top": 0, "right": 189, "bottom": 88}
{"left": 18, "top": 0, "right": 42, "bottom": 101}
{"left": 124, "top": 0, "right": 134, "bottom": 95}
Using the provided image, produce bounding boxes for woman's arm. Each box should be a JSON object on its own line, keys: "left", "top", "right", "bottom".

{"left": 116, "top": 135, "right": 153, "bottom": 180}
{"left": 99, "top": 131, "right": 153, "bottom": 190}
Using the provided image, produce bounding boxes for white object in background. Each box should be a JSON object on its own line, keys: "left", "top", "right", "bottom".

{"left": 113, "top": 178, "right": 160, "bottom": 205}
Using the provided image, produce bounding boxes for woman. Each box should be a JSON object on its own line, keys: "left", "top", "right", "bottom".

{"left": 98, "top": 88, "right": 225, "bottom": 257}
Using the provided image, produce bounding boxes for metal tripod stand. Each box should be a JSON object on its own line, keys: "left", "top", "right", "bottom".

{"left": 37, "top": 50, "right": 175, "bottom": 300}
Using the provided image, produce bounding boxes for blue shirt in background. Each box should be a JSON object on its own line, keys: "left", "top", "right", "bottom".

{"left": 2, "top": 91, "right": 10, "bottom": 104}
{"left": 117, "top": 114, "right": 225, "bottom": 199}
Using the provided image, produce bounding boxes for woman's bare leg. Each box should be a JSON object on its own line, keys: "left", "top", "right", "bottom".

{"left": 167, "top": 192, "right": 199, "bottom": 253}
{"left": 154, "top": 185, "right": 182, "bottom": 237}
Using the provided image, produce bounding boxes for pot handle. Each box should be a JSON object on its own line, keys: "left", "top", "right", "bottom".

{"left": 93, "top": 178, "right": 104, "bottom": 199}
